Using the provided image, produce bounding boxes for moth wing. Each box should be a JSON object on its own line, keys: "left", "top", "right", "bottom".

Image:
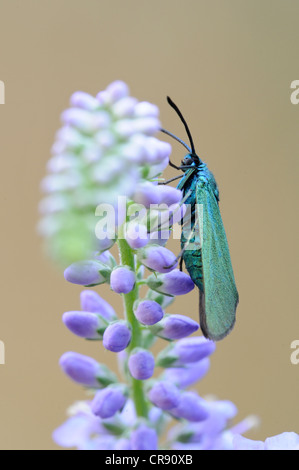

{"left": 196, "top": 185, "right": 239, "bottom": 341}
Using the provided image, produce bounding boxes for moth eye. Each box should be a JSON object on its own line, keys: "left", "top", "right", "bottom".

{"left": 182, "top": 156, "right": 193, "bottom": 166}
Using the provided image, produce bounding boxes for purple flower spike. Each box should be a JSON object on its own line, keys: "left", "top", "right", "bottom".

{"left": 128, "top": 348, "right": 155, "bottom": 380}
{"left": 131, "top": 424, "right": 158, "bottom": 451}
{"left": 80, "top": 290, "right": 116, "bottom": 321}
{"left": 147, "top": 269, "right": 194, "bottom": 296}
{"left": 134, "top": 300, "right": 164, "bottom": 326}
{"left": 59, "top": 352, "right": 116, "bottom": 387}
{"left": 138, "top": 245, "right": 178, "bottom": 273}
{"left": 103, "top": 321, "right": 131, "bottom": 353}
{"left": 62, "top": 311, "right": 107, "bottom": 339}
{"left": 148, "top": 381, "right": 180, "bottom": 410}
{"left": 170, "top": 392, "right": 209, "bottom": 422}
{"left": 151, "top": 314, "right": 199, "bottom": 340}
{"left": 173, "top": 337, "right": 216, "bottom": 364}
{"left": 64, "top": 260, "right": 109, "bottom": 286}
{"left": 110, "top": 266, "right": 136, "bottom": 294}
{"left": 91, "top": 386, "right": 127, "bottom": 419}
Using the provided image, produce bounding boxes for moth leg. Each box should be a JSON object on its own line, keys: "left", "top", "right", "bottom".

{"left": 158, "top": 174, "right": 184, "bottom": 185}
{"left": 169, "top": 160, "right": 181, "bottom": 170}
{"left": 147, "top": 189, "right": 192, "bottom": 235}
{"left": 163, "top": 219, "right": 199, "bottom": 270}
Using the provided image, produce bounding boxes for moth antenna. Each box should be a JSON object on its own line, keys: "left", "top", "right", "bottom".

{"left": 160, "top": 128, "right": 191, "bottom": 153}
{"left": 166, "top": 96, "right": 197, "bottom": 156}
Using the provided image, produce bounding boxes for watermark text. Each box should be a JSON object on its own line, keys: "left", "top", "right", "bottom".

{"left": 290, "top": 340, "right": 299, "bottom": 365}
{"left": 290, "top": 80, "right": 299, "bottom": 105}
{"left": 94, "top": 198, "right": 203, "bottom": 251}
{"left": 0, "top": 340, "right": 5, "bottom": 365}
{"left": 0, "top": 80, "right": 5, "bottom": 104}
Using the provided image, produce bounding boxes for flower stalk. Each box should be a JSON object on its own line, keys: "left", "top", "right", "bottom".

{"left": 117, "top": 234, "right": 148, "bottom": 418}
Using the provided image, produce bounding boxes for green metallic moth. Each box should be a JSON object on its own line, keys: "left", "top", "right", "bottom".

{"left": 162, "top": 97, "right": 239, "bottom": 341}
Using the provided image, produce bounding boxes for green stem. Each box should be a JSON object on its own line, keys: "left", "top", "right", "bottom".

{"left": 117, "top": 236, "right": 148, "bottom": 418}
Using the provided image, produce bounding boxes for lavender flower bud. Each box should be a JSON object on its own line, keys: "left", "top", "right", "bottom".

{"left": 62, "top": 311, "right": 108, "bottom": 339}
{"left": 157, "top": 186, "right": 182, "bottom": 206}
{"left": 102, "top": 80, "right": 129, "bottom": 104}
{"left": 131, "top": 424, "right": 158, "bottom": 450}
{"left": 170, "top": 392, "right": 209, "bottom": 422}
{"left": 134, "top": 101, "right": 159, "bottom": 117}
{"left": 70, "top": 91, "right": 100, "bottom": 111}
{"left": 128, "top": 348, "right": 155, "bottom": 380}
{"left": 110, "top": 266, "right": 136, "bottom": 294}
{"left": 59, "top": 352, "right": 117, "bottom": 387}
{"left": 175, "top": 337, "right": 216, "bottom": 363}
{"left": 146, "top": 289, "right": 175, "bottom": 309}
{"left": 134, "top": 300, "right": 164, "bottom": 326}
{"left": 125, "top": 222, "right": 149, "bottom": 249}
{"left": 163, "top": 358, "right": 210, "bottom": 389}
{"left": 137, "top": 245, "right": 178, "bottom": 273}
{"left": 157, "top": 338, "right": 215, "bottom": 368}
{"left": 80, "top": 290, "right": 116, "bottom": 321}
{"left": 103, "top": 321, "right": 131, "bottom": 353}
{"left": 94, "top": 249, "right": 116, "bottom": 269}
{"left": 91, "top": 385, "right": 127, "bottom": 419}
{"left": 112, "top": 96, "right": 138, "bottom": 118}
{"left": 64, "top": 260, "right": 110, "bottom": 286}
{"left": 147, "top": 269, "right": 195, "bottom": 296}
{"left": 150, "top": 314, "right": 199, "bottom": 340}
{"left": 133, "top": 182, "right": 161, "bottom": 208}
{"left": 148, "top": 381, "right": 180, "bottom": 410}
{"left": 147, "top": 157, "right": 169, "bottom": 179}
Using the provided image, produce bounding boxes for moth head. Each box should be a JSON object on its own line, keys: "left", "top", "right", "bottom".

{"left": 181, "top": 153, "right": 201, "bottom": 167}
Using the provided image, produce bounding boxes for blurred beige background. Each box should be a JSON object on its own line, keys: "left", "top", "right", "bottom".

{"left": 0, "top": 0, "right": 298, "bottom": 450}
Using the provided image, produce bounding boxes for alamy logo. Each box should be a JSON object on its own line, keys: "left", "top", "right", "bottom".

{"left": 94, "top": 199, "right": 204, "bottom": 252}
{"left": 0, "top": 81, "right": 5, "bottom": 104}
{"left": 290, "top": 80, "right": 299, "bottom": 105}
{"left": 290, "top": 340, "right": 299, "bottom": 365}
{"left": 0, "top": 340, "right": 5, "bottom": 365}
